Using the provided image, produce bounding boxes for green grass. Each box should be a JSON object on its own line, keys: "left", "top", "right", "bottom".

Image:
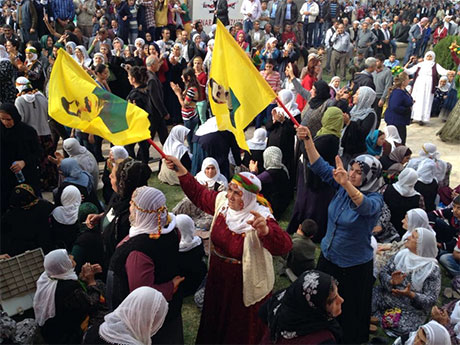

{"left": 149, "top": 172, "right": 454, "bottom": 345}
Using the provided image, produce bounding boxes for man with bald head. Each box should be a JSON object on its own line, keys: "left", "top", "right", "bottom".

{"left": 146, "top": 55, "right": 169, "bottom": 144}
{"left": 403, "top": 17, "right": 428, "bottom": 64}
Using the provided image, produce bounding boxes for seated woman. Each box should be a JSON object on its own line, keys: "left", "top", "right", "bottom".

{"left": 393, "top": 320, "right": 450, "bottom": 345}
{"left": 383, "top": 168, "right": 423, "bottom": 237}
{"left": 1, "top": 184, "right": 55, "bottom": 256}
{"left": 259, "top": 270, "right": 344, "bottom": 344}
{"left": 83, "top": 287, "right": 168, "bottom": 345}
{"left": 164, "top": 155, "right": 292, "bottom": 344}
{"left": 297, "top": 125, "right": 383, "bottom": 344}
{"left": 158, "top": 125, "right": 192, "bottom": 186}
{"left": 249, "top": 146, "right": 292, "bottom": 219}
{"left": 85, "top": 158, "right": 151, "bottom": 271}
{"left": 372, "top": 228, "right": 441, "bottom": 337}
{"left": 380, "top": 146, "right": 412, "bottom": 183}
{"left": 407, "top": 143, "right": 449, "bottom": 188}
{"left": 50, "top": 185, "right": 82, "bottom": 251}
{"left": 71, "top": 202, "right": 104, "bottom": 275}
{"left": 176, "top": 214, "right": 207, "bottom": 297}
{"left": 101, "top": 146, "right": 129, "bottom": 204}
{"left": 366, "top": 130, "right": 386, "bottom": 158}
{"left": 431, "top": 300, "right": 460, "bottom": 345}
{"left": 173, "top": 157, "right": 228, "bottom": 230}
{"left": 382, "top": 125, "right": 403, "bottom": 155}
{"left": 242, "top": 128, "right": 267, "bottom": 173}
{"left": 415, "top": 159, "right": 439, "bottom": 212}
{"left": 62, "top": 138, "right": 99, "bottom": 191}
{"left": 33, "top": 249, "right": 105, "bottom": 344}
{"left": 106, "top": 186, "right": 184, "bottom": 344}
{"left": 55, "top": 158, "right": 99, "bottom": 210}
{"left": 374, "top": 208, "right": 432, "bottom": 275}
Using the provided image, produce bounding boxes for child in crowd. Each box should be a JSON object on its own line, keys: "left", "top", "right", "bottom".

{"left": 384, "top": 53, "right": 400, "bottom": 69}
{"left": 286, "top": 219, "right": 318, "bottom": 277}
{"left": 431, "top": 195, "right": 460, "bottom": 254}
{"left": 432, "top": 76, "right": 450, "bottom": 118}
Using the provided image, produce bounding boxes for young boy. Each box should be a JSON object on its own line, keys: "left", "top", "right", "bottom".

{"left": 433, "top": 196, "right": 460, "bottom": 264}
{"left": 286, "top": 219, "right": 318, "bottom": 277}
{"left": 383, "top": 53, "right": 400, "bottom": 69}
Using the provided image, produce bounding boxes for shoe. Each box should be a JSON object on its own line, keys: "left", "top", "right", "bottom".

{"left": 369, "top": 324, "right": 378, "bottom": 333}
{"left": 418, "top": 121, "right": 425, "bottom": 126}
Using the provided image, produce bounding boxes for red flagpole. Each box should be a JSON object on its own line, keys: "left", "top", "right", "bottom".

{"left": 147, "top": 138, "right": 166, "bottom": 159}
{"left": 275, "top": 96, "right": 300, "bottom": 127}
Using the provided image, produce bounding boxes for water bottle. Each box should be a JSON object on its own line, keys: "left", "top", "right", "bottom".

{"left": 13, "top": 161, "right": 25, "bottom": 183}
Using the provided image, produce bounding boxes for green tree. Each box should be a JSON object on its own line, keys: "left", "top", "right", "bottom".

{"left": 433, "top": 35, "right": 460, "bottom": 70}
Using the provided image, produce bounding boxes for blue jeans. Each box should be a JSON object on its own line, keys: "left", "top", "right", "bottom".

{"left": 403, "top": 42, "right": 416, "bottom": 64}
{"left": 255, "top": 103, "right": 276, "bottom": 128}
{"left": 303, "top": 21, "right": 316, "bottom": 48}
{"left": 390, "top": 39, "right": 397, "bottom": 54}
{"left": 314, "top": 21, "right": 323, "bottom": 47}
{"left": 243, "top": 19, "right": 253, "bottom": 34}
{"left": 440, "top": 253, "right": 460, "bottom": 276}
{"left": 184, "top": 115, "right": 200, "bottom": 150}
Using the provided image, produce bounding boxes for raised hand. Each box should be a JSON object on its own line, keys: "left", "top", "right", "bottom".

{"left": 247, "top": 211, "right": 269, "bottom": 237}
{"left": 390, "top": 270, "right": 406, "bottom": 285}
{"left": 295, "top": 125, "right": 311, "bottom": 141}
{"left": 332, "top": 155, "right": 348, "bottom": 186}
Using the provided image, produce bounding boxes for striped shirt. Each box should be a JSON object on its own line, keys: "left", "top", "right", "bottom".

{"left": 260, "top": 71, "right": 280, "bottom": 104}
{"left": 181, "top": 86, "right": 198, "bottom": 120}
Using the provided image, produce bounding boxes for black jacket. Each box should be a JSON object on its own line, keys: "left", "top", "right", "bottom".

{"left": 214, "top": 0, "right": 229, "bottom": 26}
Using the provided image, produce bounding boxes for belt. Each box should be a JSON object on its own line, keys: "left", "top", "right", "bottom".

{"left": 333, "top": 48, "right": 347, "bottom": 54}
{"left": 211, "top": 248, "right": 242, "bottom": 265}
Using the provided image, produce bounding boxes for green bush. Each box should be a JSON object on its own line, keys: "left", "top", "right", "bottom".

{"left": 433, "top": 35, "right": 460, "bottom": 70}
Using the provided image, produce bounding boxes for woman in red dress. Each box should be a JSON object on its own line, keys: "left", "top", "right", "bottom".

{"left": 165, "top": 156, "right": 292, "bottom": 344}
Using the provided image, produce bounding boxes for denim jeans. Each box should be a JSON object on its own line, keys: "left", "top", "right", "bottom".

{"left": 184, "top": 115, "right": 200, "bottom": 149}
{"left": 314, "top": 21, "right": 324, "bottom": 47}
{"left": 303, "top": 21, "right": 316, "bottom": 48}
{"left": 440, "top": 253, "right": 460, "bottom": 276}
{"left": 255, "top": 103, "right": 276, "bottom": 128}
{"left": 243, "top": 19, "right": 253, "bottom": 34}
{"left": 390, "top": 39, "right": 397, "bottom": 54}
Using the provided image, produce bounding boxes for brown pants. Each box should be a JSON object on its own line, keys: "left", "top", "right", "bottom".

{"left": 331, "top": 49, "right": 348, "bottom": 79}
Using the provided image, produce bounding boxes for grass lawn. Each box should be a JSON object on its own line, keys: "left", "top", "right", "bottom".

{"left": 149, "top": 164, "right": 454, "bottom": 345}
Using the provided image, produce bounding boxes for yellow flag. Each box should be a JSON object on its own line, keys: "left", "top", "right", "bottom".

{"left": 209, "top": 20, "right": 277, "bottom": 151}
{"left": 48, "top": 49, "right": 151, "bottom": 146}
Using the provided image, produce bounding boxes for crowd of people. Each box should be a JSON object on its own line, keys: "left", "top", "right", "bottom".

{"left": 2, "top": 0, "right": 460, "bottom": 344}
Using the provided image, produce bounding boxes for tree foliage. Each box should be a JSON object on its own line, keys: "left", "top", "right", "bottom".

{"left": 433, "top": 35, "right": 460, "bottom": 70}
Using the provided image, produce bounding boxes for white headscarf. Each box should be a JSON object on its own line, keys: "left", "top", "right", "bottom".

{"left": 111, "top": 146, "right": 129, "bottom": 160}
{"left": 129, "top": 186, "right": 176, "bottom": 238}
{"left": 393, "top": 228, "right": 438, "bottom": 292}
{"left": 401, "top": 208, "right": 433, "bottom": 241}
{"left": 176, "top": 214, "right": 202, "bottom": 252}
{"left": 451, "top": 301, "right": 460, "bottom": 341}
{"left": 65, "top": 41, "right": 77, "bottom": 58}
{"left": 195, "top": 117, "right": 218, "bottom": 136}
{"left": 393, "top": 168, "right": 420, "bottom": 197}
{"left": 403, "top": 320, "right": 451, "bottom": 345}
{"left": 195, "top": 157, "right": 228, "bottom": 190}
{"left": 349, "top": 86, "right": 377, "bottom": 131}
{"left": 419, "top": 143, "right": 440, "bottom": 160}
{"left": 417, "top": 158, "right": 436, "bottom": 184}
{"left": 266, "top": 37, "right": 277, "bottom": 47}
{"left": 423, "top": 51, "right": 436, "bottom": 68}
{"left": 162, "top": 125, "right": 190, "bottom": 159}
{"left": 383, "top": 125, "right": 402, "bottom": 152}
{"left": 33, "top": 249, "right": 78, "bottom": 326}
{"left": 221, "top": 172, "right": 273, "bottom": 234}
{"left": 15, "top": 76, "right": 33, "bottom": 93}
{"left": 273, "top": 89, "right": 301, "bottom": 119}
{"left": 329, "top": 76, "right": 341, "bottom": 93}
{"left": 134, "top": 38, "right": 145, "bottom": 49}
{"left": 75, "top": 45, "right": 92, "bottom": 67}
{"left": 98, "top": 287, "right": 168, "bottom": 345}
{"left": 438, "top": 76, "right": 450, "bottom": 92}
{"left": 93, "top": 52, "right": 107, "bottom": 65}
{"left": 51, "top": 185, "right": 82, "bottom": 225}
{"left": 247, "top": 128, "right": 267, "bottom": 151}
{"left": 0, "top": 44, "right": 9, "bottom": 62}
{"left": 63, "top": 138, "right": 99, "bottom": 188}
{"left": 263, "top": 146, "right": 289, "bottom": 178}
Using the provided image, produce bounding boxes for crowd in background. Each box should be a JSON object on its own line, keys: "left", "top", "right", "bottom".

{"left": 2, "top": 0, "right": 460, "bottom": 344}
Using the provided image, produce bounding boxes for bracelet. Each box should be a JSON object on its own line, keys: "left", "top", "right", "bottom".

{"left": 351, "top": 191, "right": 362, "bottom": 200}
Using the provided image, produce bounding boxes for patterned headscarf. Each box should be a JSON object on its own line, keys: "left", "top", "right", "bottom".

{"left": 9, "top": 184, "right": 39, "bottom": 209}
{"left": 349, "top": 86, "right": 377, "bottom": 128}
{"left": 115, "top": 158, "right": 152, "bottom": 199}
{"left": 262, "top": 270, "right": 342, "bottom": 342}
{"left": 263, "top": 146, "right": 289, "bottom": 178}
{"left": 349, "top": 154, "right": 383, "bottom": 192}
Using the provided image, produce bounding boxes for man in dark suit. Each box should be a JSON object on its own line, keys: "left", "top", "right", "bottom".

{"left": 213, "top": 0, "right": 229, "bottom": 26}
{"left": 146, "top": 55, "right": 169, "bottom": 144}
{"left": 275, "top": 0, "right": 298, "bottom": 31}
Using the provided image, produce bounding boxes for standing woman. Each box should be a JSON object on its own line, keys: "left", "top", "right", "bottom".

{"left": 24, "top": 46, "right": 44, "bottom": 90}
{"left": 170, "top": 67, "right": 201, "bottom": 146}
{"left": 287, "top": 107, "right": 344, "bottom": 240}
{"left": 0, "top": 45, "right": 17, "bottom": 104}
{"left": 295, "top": 57, "right": 319, "bottom": 111}
{"left": 341, "top": 86, "right": 378, "bottom": 167}
{"left": 164, "top": 157, "right": 292, "bottom": 344}
{"left": 404, "top": 51, "right": 448, "bottom": 126}
{"left": 125, "top": 66, "right": 151, "bottom": 164}
{"left": 192, "top": 56, "right": 208, "bottom": 125}
{"left": 384, "top": 72, "right": 413, "bottom": 144}
{"left": 0, "top": 103, "right": 41, "bottom": 213}
{"left": 297, "top": 125, "right": 383, "bottom": 344}
{"left": 113, "top": 0, "right": 131, "bottom": 43}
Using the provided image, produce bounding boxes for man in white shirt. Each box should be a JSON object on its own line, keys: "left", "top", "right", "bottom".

{"left": 241, "top": 0, "right": 262, "bottom": 33}
{"left": 330, "top": 23, "right": 351, "bottom": 79}
{"left": 324, "top": 19, "right": 338, "bottom": 72}
{"left": 300, "top": 0, "right": 319, "bottom": 48}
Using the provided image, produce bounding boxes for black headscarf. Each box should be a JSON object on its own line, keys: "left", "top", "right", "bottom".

{"left": 260, "top": 270, "right": 342, "bottom": 343}
{"left": 9, "top": 184, "right": 39, "bottom": 209}
{"left": 0, "top": 103, "right": 22, "bottom": 130}
{"left": 309, "top": 80, "right": 331, "bottom": 110}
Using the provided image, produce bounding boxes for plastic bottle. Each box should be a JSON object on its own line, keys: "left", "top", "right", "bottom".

{"left": 13, "top": 161, "right": 25, "bottom": 183}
